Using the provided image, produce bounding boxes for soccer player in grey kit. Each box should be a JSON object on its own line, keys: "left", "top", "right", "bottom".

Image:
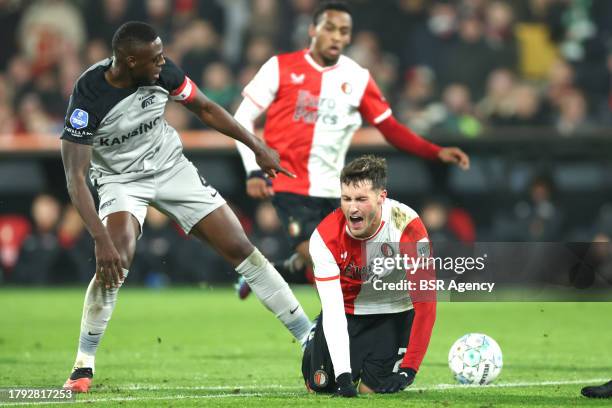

{"left": 61, "top": 21, "right": 312, "bottom": 392}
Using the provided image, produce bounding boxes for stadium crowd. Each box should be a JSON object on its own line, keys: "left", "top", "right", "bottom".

{"left": 1, "top": 0, "right": 611, "bottom": 137}
{"left": 1, "top": 0, "right": 612, "bottom": 285}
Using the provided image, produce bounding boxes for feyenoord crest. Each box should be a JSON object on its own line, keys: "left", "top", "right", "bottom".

{"left": 341, "top": 82, "right": 352, "bottom": 94}
{"left": 380, "top": 242, "right": 395, "bottom": 257}
{"left": 313, "top": 370, "right": 329, "bottom": 387}
{"left": 288, "top": 218, "right": 301, "bottom": 238}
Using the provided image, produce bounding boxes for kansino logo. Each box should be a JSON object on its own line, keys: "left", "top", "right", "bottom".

{"left": 99, "top": 116, "right": 162, "bottom": 146}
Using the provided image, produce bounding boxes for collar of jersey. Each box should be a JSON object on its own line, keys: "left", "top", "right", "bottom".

{"left": 303, "top": 49, "right": 341, "bottom": 73}
{"left": 345, "top": 220, "right": 385, "bottom": 241}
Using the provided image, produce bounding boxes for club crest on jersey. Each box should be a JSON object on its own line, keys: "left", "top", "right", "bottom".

{"left": 290, "top": 72, "right": 305, "bottom": 84}
{"left": 313, "top": 370, "right": 329, "bottom": 387}
{"left": 70, "top": 109, "right": 89, "bottom": 129}
{"left": 141, "top": 94, "right": 156, "bottom": 109}
{"left": 341, "top": 82, "right": 352, "bottom": 95}
{"left": 380, "top": 242, "right": 395, "bottom": 257}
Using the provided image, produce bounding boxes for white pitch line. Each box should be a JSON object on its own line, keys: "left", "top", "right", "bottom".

{"left": 1, "top": 378, "right": 608, "bottom": 406}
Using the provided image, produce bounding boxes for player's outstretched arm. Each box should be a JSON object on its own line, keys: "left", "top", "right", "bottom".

{"left": 376, "top": 116, "right": 470, "bottom": 170}
{"left": 61, "top": 140, "right": 123, "bottom": 288}
{"left": 184, "top": 90, "right": 294, "bottom": 179}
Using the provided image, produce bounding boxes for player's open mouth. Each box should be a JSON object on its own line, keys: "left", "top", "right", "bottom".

{"left": 349, "top": 215, "right": 364, "bottom": 229}
{"left": 328, "top": 46, "right": 340, "bottom": 55}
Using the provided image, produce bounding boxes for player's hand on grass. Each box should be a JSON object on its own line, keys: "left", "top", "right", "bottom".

{"left": 438, "top": 147, "right": 470, "bottom": 170}
{"left": 254, "top": 144, "right": 295, "bottom": 179}
{"left": 246, "top": 171, "right": 274, "bottom": 199}
{"left": 375, "top": 368, "right": 416, "bottom": 394}
{"left": 334, "top": 373, "right": 357, "bottom": 397}
{"left": 94, "top": 234, "right": 124, "bottom": 289}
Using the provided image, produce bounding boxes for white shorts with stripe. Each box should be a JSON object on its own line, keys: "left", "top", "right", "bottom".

{"left": 97, "top": 157, "right": 225, "bottom": 236}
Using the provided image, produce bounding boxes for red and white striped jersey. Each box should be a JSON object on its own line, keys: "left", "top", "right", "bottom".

{"left": 238, "top": 49, "right": 391, "bottom": 198}
{"left": 310, "top": 198, "right": 430, "bottom": 314}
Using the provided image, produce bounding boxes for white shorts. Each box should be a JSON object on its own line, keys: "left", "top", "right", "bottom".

{"left": 97, "top": 158, "right": 226, "bottom": 236}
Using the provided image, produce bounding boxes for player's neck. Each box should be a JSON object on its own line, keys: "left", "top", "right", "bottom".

{"left": 307, "top": 48, "right": 337, "bottom": 68}
{"left": 104, "top": 63, "right": 135, "bottom": 89}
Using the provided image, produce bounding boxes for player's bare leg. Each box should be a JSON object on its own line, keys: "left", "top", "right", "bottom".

{"left": 64, "top": 212, "right": 139, "bottom": 393}
{"left": 191, "top": 204, "right": 312, "bottom": 345}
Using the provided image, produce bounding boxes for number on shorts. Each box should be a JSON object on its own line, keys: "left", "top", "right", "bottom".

{"left": 393, "top": 347, "right": 407, "bottom": 373}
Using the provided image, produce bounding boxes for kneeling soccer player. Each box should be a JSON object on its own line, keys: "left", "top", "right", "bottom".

{"left": 302, "top": 155, "right": 436, "bottom": 396}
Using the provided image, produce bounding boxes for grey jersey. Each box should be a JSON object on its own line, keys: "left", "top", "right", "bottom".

{"left": 61, "top": 58, "right": 195, "bottom": 185}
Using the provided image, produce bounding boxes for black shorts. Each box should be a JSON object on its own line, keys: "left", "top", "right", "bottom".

{"left": 301, "top": 310, "right": 414, "bottom": 393}
{"left": 272, "top": 192, "right": 339, "bottom": 249}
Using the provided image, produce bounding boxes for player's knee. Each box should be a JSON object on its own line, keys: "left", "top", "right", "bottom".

{"left": 109, "top": 230, "right": 136, "bottom": 269}
{"left": 226, "top": 237, "right": 255, "bottom": 265}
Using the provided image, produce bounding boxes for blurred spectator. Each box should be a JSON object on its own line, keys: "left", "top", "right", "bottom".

{"left": 12, "top": 194, "right": 65, "bottom": 284}
{"left": 509, "top": 83, "right": 546, "bottom": 127}
{"left": 401, "top": 1, "right": 458, "bottom": 75}
{"left": 243, "top": 36, "right": 275, "bottom": 68}
{"left": 0, "top": 0, "right": 24, "bottom": 71}
{"left": 17, "top": 0, "right": 85, "bottom": 74}
{"left": 249, "top": 201, "right": 291, "bottom": 263}
{"left": 178, "top": 20, "right": 222, "bottom": 79}
{"left": 476, "top": 68, "right": 516, "bottom": 125}
{"left": 201, "top": 61, "right": 239, "bottom": 111}
{"left": 483, "top": 1, "right": 518, "bottom": 70}
{"left": 498, "top": 174, "right": 563, "bottom": 241}
{"left": 346, "top": 31, "right": 399, "bottom": 95}
{"left": 434, "top": 83, "right": 482, "bottom": 138}
{"left": 0, "top": 214, "right": 31, "bottom": 276}
{"left": 83, "top": 0, "right": 135, "bottom": 44}
{"left": 442, "top": 13, "right": 497, "bottom": 98}
{"left": 555, "top": 89, "right": 593, "bottom": 136}
{"left": 396, "top": 66, "right": 444, "bottom": 134}
{"left": 15, "top": 92, "right": 56, "bottom": 134}
{"left": 244, "top": 0, "right": 282, "bottom": 46}
{"left": 421, "top": 199, "right": 476, "bottom": 243}
{"left": 132, "top": 207, "right": 177, "bottom": 286}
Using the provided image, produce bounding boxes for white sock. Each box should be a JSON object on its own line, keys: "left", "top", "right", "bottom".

{"left": 236, "top": 249, "right": 312, "bottom": 344}
{"left": 73, "top": 269, "right": 128, "bottom": 373}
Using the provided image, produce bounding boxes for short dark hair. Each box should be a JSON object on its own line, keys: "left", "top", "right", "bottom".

{"left": 340, "top": 155, "right": 387, "bottom": 191}
{"left": 112, "top": 21, "right": 158, "bottom": 54}
{"left": 312, "top": 1, "right": 352, "bottom": 25}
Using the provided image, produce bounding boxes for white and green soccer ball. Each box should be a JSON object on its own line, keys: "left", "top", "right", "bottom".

{"left": 448, "top": 333, "right": 503, "bottom": 385}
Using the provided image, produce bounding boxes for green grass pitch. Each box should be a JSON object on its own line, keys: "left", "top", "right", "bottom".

{"left": 1, "top": 286, "right": 611, "bottom": 407}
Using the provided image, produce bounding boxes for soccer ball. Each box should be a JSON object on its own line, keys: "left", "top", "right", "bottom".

{"left": 448, "top": 333, "right": 503, "bottom": 385}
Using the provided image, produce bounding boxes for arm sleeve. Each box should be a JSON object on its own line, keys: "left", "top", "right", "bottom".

{"left": 399, "top": 217, "right": 437, "bottom": 371}
{"left": 310, "top": 230, "right": 352, "bottom": 377}
{"left": 234, "top": 97, "right": 265, "bottom": 174}
{"left": 359, "top": 74, "right": 441, "bottom": 160}
{"left": 60, "top": 94, "right": 98, "bottom": 145}
{"left": 376, "top": 115, "right": 442, "bottom": 161}
{"left": 159, "top": 57, "right": 197, "bottom": 104}
{"left": 234, "top": 56, "right": 279, "bottom": 175}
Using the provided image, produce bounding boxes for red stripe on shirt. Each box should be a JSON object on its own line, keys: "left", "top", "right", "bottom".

{"left": 315, "top": 274, "right": 340, "bottom": 282}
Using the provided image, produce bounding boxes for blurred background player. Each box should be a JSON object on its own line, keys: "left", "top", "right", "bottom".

{"left": 60, "top": 22, "right": 312, "bottom": 393}
{"left": 234, "top": 1, "right": 469, "bottom": 298}
{"left": 302, "top": 155, "right": 436, "bottom": 396}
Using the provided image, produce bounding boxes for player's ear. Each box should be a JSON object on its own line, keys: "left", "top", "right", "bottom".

{"left": 379, "top": 189, "right": 387, "bottom": 203}
{"left": 308, "top": 23, "right": 317, "bottom": 39}
{"left": 126, "top": 55, "right": 137, "bottom": 69}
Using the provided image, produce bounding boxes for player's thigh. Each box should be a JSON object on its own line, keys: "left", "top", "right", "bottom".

{"left": 152, "top": 160, "right": 225, "bottom": 234}
{"left": 272, "top": 193, "right": 339, "bottom": 250}
{"left": 356, "top": 311, "right": 414, "bottom": 391}
{"left": 302, "top": 314, "right": 337, "bottom": 393}
{"left": 98, "top": 181, "right": 151, "bottom": 267}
